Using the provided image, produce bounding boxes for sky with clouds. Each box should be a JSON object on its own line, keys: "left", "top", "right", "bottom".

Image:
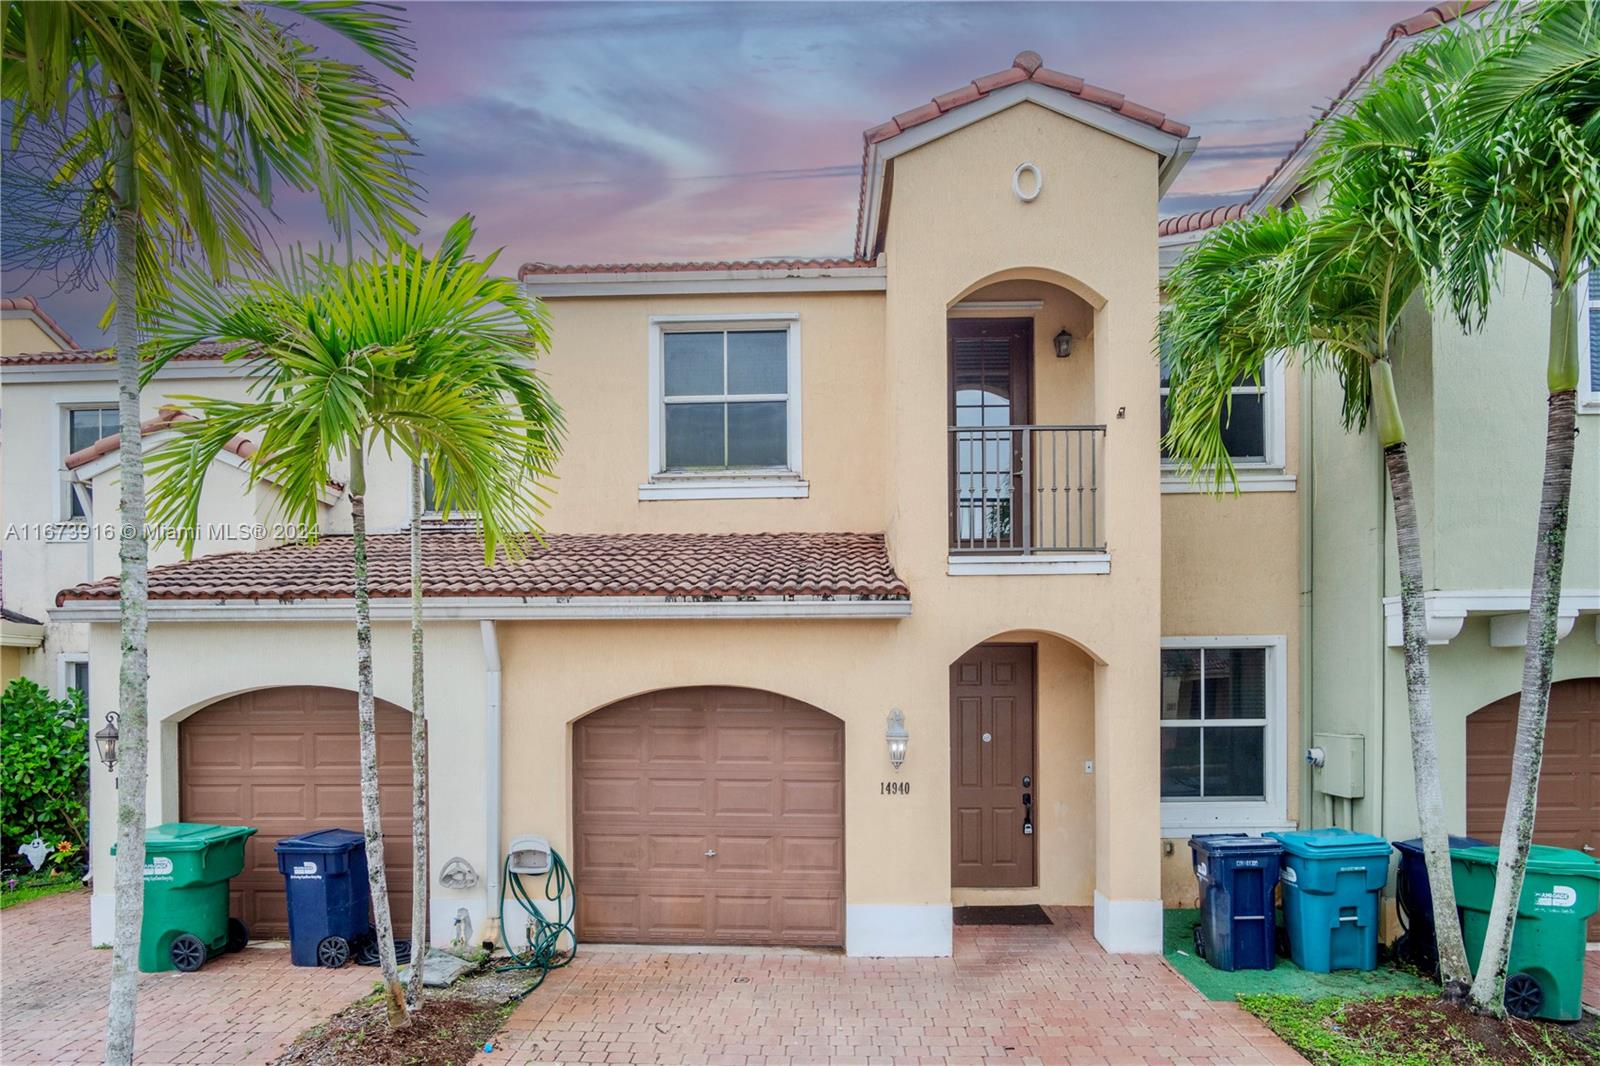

{"left": 2, "top": 0, "right": 1424, "bottom": 346}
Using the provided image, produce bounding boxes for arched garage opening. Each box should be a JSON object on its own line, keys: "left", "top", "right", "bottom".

{"left": 178, "top": 686, "right": 413, "bottom": 938}
{"left": 1467, "top": 677, "right": 1598, "bottom": 938}
{"left": 572, "top": 686, "right": 843, "bottom": 946}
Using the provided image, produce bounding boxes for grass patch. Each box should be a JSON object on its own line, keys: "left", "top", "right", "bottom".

{"left": 1241, "top": 992, "right": 1600, "bottom": 1065}
{"left": 1164, "top": 908, "right": 1435, "bottom": 1002}
{"left": 1, "top": 872, "right": 82, "bottom": 910}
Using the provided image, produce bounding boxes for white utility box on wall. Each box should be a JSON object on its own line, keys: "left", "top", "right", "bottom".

{"left": 1310, "top": 732, "right": 1365, "bottom": 798}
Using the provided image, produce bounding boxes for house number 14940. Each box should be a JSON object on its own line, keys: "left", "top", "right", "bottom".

{"left": 880, "top": 781, "right": 911, "bottom": 795}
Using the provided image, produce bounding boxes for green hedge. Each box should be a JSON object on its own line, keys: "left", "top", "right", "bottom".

{"left": 1, "top": 679, "right": 88, "bottom": 875}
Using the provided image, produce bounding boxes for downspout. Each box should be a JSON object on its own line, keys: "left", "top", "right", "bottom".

{"left": 1372, "top": 421, "right": 1387, "bottom": 836}
{"left": 480, "top": 620, "right": 502, "bottom": 945}
{"left": 1298, "top": 367, "right": 1315, "bottom": 828}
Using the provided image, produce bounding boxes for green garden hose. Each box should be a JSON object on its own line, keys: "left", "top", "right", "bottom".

{"left": 496, "top": 848, "right": 577, "bottom": 996}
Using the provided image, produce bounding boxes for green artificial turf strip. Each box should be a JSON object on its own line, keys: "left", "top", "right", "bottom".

{"left": 1163, "top": 908, "right": 1435, "bottom": 1002}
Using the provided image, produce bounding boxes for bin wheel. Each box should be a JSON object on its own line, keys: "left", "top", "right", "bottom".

{"left": 226, "top": 918, "right": 249, "bottom": 954}
{"left": 1192, "top": 924, "right": 1205, "bottom": 960}
{"left": 170, "top": 934, "right": 207, "bottom": 973}
{"left": 1503, "top": 972, "right": 1543, "bottom": 1020}
{"left": 1276, "top": 926, "right": 1291, "bottom": 959}
{"left": 316, "top": 936, "right": 352, "bottom": 969}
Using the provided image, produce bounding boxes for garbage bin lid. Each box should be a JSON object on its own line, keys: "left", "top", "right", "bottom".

{"left": 1452, "top": 843, "right": 1600, "bottom": 878}
{"left": 1267, "top": 827, "right": 1389, "bottom": 859}
{"left": 1189, "top": 834, "right": 1281, "bottom": 857}
{"left": 1392, "top": 835, "right": 1486, "bottom": 857}
{"left": 143, "top": 822, "right": 257, "bottom": 851}
{"left": 275, "top": 828, "right": 366, "bottom": 853}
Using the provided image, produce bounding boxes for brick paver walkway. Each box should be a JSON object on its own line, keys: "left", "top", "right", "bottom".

{"left": 0, "top": 889, "right": 375, "bottom": 1065}
{"left": 482, "top": 908, "right": 1305, "bottom": 1065}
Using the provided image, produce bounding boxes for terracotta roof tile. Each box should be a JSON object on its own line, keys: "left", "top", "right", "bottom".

{"left": 518, "top": 257, "right": 877, "bottom": 281}
{"left": 63, "top": 407, "right": 258, "bottom": 471}
{"left": 56, "top": 531, "right": 910, "bottom": 605}
{"left": 1249, "top": 0, "right": 1491, "bottom": 205}
{"left": 1158, "top": 201, "right": 1249, "bottom": 238}
{"left": 854, "top": 51, "right": 1191, "bottom": 256}
{"left": 2, "top": 340, "right": 243, "bottom": 367}
{"left": 1, "top": 296, "right": 78, "bottom": 349}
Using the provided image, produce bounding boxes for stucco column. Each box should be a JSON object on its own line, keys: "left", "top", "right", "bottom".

{"left": 1092, "top": 655, "right": 1163, "bottom": 952}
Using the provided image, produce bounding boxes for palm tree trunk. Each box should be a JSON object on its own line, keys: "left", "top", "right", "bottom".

{"left": 407, "top": 453, "right": 429, "bottom": 1008}
{"left": 1371, "top": 359, "right": 1472, "bottom": 997}
{"left": 350, "top": 445, "right": 407, "bottom": 1026}
{"left": 1467, "top": 288, "right": 1581, "bottom": 1016}
{"left": 105, "top": 88, "right": 149, "bottom": 1066}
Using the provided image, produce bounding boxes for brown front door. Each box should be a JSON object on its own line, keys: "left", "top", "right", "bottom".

{"left": 950, "top": 645, "right": 1037, "bottom": 887}
{"left": 573, "top": 686, "right": 844, "bottom": 946}
{"left": 949, "top": 317, "right": 1034, "bottom": 551}
{"left": 1467, "top": 677, "right": 1600, "bottom": 938}
{"left": 179, "top": 686, "right": 414, "bottom": 938}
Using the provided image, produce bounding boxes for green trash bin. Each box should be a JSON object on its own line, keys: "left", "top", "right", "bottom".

{"left": 1451, "top": 843, "right": 1600, "bottom": 1021}
{"left": 112, "top": 823, "right": 257, "bottom": 973}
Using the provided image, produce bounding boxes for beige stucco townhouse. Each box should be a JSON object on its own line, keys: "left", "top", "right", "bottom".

{"left": 5, "top": 50, "right": 1311, "bottom": 956}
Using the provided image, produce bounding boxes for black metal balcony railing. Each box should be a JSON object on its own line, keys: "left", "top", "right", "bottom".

{"left": 949, "top": 425, "right": 1107, "bottom": 554}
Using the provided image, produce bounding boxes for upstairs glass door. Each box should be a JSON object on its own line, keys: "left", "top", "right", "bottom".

{"left": 948, "top": 318, "right": 1033, "bottom": 551}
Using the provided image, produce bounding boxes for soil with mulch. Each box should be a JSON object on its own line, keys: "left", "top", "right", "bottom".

{"left": 272, "top": 995, "right": 509, "bottom": 1066}
{"left": 1248, "top": 991, "right": 1600, "bottom": 1065}
{"left": 1339, "top": 996, "right": 1600, "bottom": 1065}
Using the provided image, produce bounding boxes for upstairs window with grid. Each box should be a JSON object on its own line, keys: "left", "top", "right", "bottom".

{"left": 63, "top": 406, "right": 117, "bottom": 519}
{"left": 1159, "top": 340, "right": 1269, "bottom": 463}
{"left": 661, "top": 329, "right": 790, "bottom": 471}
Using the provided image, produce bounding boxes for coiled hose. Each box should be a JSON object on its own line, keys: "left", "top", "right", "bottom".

{"left": 496, "top": 848, "right": 577, "bottom": 996}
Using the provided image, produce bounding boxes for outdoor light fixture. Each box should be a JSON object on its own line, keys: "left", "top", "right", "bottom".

{"left": 885, "top": 708, "right": 909, "bottom": 771}
{"left": 94, "top": 711, "right": 120, "bottom": 773}
{"left": 1053, "top": 328, "right": 1074, "bottom": 359}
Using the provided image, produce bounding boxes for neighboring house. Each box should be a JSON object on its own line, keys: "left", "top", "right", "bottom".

{"left": 1161, "top": 0, "right": 1600, "bottom": 933}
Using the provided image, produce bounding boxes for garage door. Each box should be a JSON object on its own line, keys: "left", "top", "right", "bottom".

{"left": 179, "top": 686, "right": 414, "bottom": 938}
{"left": 1467, "top": 677, "right": 1599, "bottom": 939}
{"left": 573, "top": 686, "right": 844, "bottom": 946}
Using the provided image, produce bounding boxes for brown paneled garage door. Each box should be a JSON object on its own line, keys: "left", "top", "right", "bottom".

{"left": 1467, "top": 677, "right": 1599, "bottom": 939}
{"left": 573, "top": 687, "right": 844, "bottom": 946}
{"left": 179, "top": 686, "right": 413, "bottom": 938}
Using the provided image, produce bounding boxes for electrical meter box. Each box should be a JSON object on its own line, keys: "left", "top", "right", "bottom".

{"left": 507, "top": 835, "right": 551, "bottom": 875}
{"left": 1312, "top": 733, "right": 1365, "bottom": 798}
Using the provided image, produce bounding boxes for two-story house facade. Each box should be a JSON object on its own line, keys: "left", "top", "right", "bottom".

{"left": 5, "top": 52, "right": 1309, "bottom": 956}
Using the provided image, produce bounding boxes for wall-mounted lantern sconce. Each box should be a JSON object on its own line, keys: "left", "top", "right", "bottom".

{"left": 1053, "top": 329, "right": 1073, "bottom": 359}
{"left": 94, "top": 711, "right": 120, "bottom": 773}
{"left": 886, "top": 708, "right": 908, "bottom": 772}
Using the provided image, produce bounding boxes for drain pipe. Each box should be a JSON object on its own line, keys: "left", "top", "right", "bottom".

{"left": 480, "top": 620, "right": 503, "bottom": 945}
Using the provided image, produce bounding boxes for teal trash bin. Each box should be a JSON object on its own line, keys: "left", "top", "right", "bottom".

{"left": 1267, "top": 827, "right": 1391, "bottom": 972}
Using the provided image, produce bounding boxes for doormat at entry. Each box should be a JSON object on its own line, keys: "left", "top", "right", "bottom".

{"left": 953, "top": 905, "right": 1053, "bottom": 926}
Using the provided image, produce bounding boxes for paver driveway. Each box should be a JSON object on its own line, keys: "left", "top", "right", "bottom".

{"left": 483, "top": 907, "right": 1304, "bottom": 1065}
{"left": 1, "top": 889, "right": 375, "bottom": 1065}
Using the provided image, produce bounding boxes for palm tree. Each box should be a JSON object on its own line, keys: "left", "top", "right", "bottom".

{"left": 144, "top": 216, "right": 563, "bottom": 1025}
{"left": 1432, "top": 1, "right": 1600, "bottom": 1016}
{"left": 2, "top": 5, "right": 416, "bottom": 1059}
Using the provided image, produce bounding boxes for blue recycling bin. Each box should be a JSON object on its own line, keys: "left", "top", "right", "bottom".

{"left": 1391, "top": 835, "right": 1485, "bottom": 971}
{"left": 1188, "top": 834, "right": 1282, "bottom": 971}
{"left": 1267, "top": 827, "right": 1391, "bottom": 972}
{"left": 274, "top": 828, "right": 372, "bottom": 968}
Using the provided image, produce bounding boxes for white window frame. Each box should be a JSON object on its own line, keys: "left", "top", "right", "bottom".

{"left": 642, "top": 313, "right": 806, "bottom": 500}
{"left": 1579, "top": 268, "right": 1599, "bottom": 413}
{"left": 1159, "top": 635, "right": 1291, "bottom": 835}
{"left": 59, "top": 402, "right": 118, "bottom": 522}
{"left": 1160, "top": 355, "right": 1293, "bottom": 493}
{"left": 57, "top": 653, "right": 89, "bottom": 702}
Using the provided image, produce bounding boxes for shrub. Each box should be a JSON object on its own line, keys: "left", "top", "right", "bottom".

{"left": 1, "top": 679, "right": 88, "bottom": 875}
